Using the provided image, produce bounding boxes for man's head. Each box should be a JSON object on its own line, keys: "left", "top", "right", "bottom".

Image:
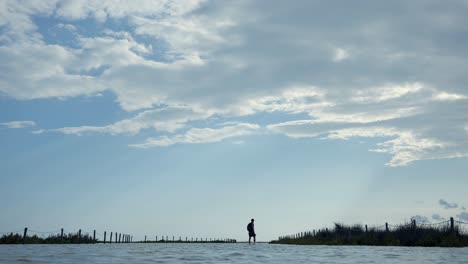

{"left": 251, "top": 219, "right": 254, "bottom": 223}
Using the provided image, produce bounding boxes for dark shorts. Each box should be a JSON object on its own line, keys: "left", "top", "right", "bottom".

{"left": 249, "top": 232, "right": 256, "bottom": 237}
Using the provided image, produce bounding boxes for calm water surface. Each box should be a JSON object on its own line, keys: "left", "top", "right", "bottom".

{"left": 1, "top": 243, "right": 467, "bottom": 263}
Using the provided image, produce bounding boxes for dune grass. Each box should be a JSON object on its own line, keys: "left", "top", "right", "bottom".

{"left": 271, "top": 222, "right": 468, "bottom": 247}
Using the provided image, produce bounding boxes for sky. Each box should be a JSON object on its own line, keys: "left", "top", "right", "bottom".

{"left": 1, "top": 0, "right": 468, "bottom": 242}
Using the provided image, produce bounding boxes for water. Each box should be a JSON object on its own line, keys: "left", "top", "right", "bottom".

{"left": 1, "top": 243, "right": 467, "bottom": 263}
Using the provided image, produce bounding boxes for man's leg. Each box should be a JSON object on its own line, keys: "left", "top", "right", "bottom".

{"left": 253, "top": 235, "right": 256, "bottom": 244}
{"left": 248, "top": 236, "right": 251, "bottom": 244}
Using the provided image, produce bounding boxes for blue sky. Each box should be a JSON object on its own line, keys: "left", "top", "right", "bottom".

{"left": 1, "top": 0, "right": 468, "bottom": 241}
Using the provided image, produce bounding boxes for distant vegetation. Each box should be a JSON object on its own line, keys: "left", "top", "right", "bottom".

{"left": 271, "top": 221, "right": 468, "bottom": 247}
{"left": 0, "top": 232, "right": 96, "bottom": 244}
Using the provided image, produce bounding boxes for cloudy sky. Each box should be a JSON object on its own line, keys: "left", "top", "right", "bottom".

{"left": 1, "top": 0, "right": 468, "bottom": 241}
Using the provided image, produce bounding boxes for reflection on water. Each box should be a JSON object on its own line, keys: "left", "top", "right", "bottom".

{"left": 0, "top": 243, "right": 467, "bottom": 263}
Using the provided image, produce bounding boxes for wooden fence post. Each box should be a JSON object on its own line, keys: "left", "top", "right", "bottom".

{"left": 93, "top": 230, "right": 96, "bottom": 242}
{"left": 78, "top": 229, "right": 81, "bottom": 243}
{"left": 104, "top": 231, "right": 106, "bottom": 244}
{"left": 365, "top": 225, "right": 368, "bottom": 232}
{"left": 61, "top": 228, "right": 64, "bottom": 242}
{"left": 23, "top": 227, "right": 28, "bottom": 244}
{"left": 385, "top": 223, "right": 389, "bottom": 232}
{"left": 450, "top": 217, "right": 455, "bottom": 232}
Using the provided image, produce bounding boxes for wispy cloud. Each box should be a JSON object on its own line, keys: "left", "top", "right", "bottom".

{"left": 432, "top": 214, "right": 446, "bottom": 222}
{"left": 0, "top": 121, "right": 36, "bottom": 129}
{"left": 439, "top": 199, "right": 458, "bottom": 209}
{"left": 36, "top": 106, "right": 210, "bottom": 135}
{"left": 268, "top": 124, "right": 446, "bottom": 166}
{"left": 457, "top": 212, "right": 468, "bottom": 222}
{"left": 130, "top": 123, "right": 260, "bottom": 148}
{"left": 351, "top": 83, "right": 424, "bottom": 103}
{"left": 412, "top": 215, "right": 429, "bottom": 223}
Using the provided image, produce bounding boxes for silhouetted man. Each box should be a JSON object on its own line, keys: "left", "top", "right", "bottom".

{"left": 247, "top": 218, "right": 256, "bottom": 244}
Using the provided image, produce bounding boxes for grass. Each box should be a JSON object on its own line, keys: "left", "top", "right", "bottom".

{"left": 271, "top": 222, "right": 468, "bottom": 247}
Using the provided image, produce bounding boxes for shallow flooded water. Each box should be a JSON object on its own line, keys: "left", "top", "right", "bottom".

{"left": 1, "top": 243, "right": 467, "bottom": 263}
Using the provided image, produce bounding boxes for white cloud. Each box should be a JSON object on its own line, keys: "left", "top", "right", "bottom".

{"left": 130, "top": 123, "right": 260, "bottom": 148}
{"left": 55, "top": 0, "right": 204, "bottom": 20}
{"left": 0, "top": 0, "right": 58, "bottom": 43}
{"left": 0, "top": 121, "right": 36, "bottom": 129}
{"left": 56, "top": 23, "right": 77, "bottom": 32}
{"left": 1, "top": 1, "right": 468, "bottom": 166}
{"left": 245, "top": 86, "right": 332, "bottom": 115}
{"left": 0, "top": 43, "right": 107, "bottom": 99}
{"left": 131, "top": 14, "right": 232, "bottom": 58}
{"left": 432, "top": 91, "right": 467, "bottom": 101}
{"left": 333, "top": 48, "right": 350, "bottom": 62}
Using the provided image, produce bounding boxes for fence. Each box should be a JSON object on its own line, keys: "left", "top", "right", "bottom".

{"left": 0, "top": 228, "right": 236, "bottom": 244}
{"left": 141, "top": 235, "right": 236, "bottom": 243}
